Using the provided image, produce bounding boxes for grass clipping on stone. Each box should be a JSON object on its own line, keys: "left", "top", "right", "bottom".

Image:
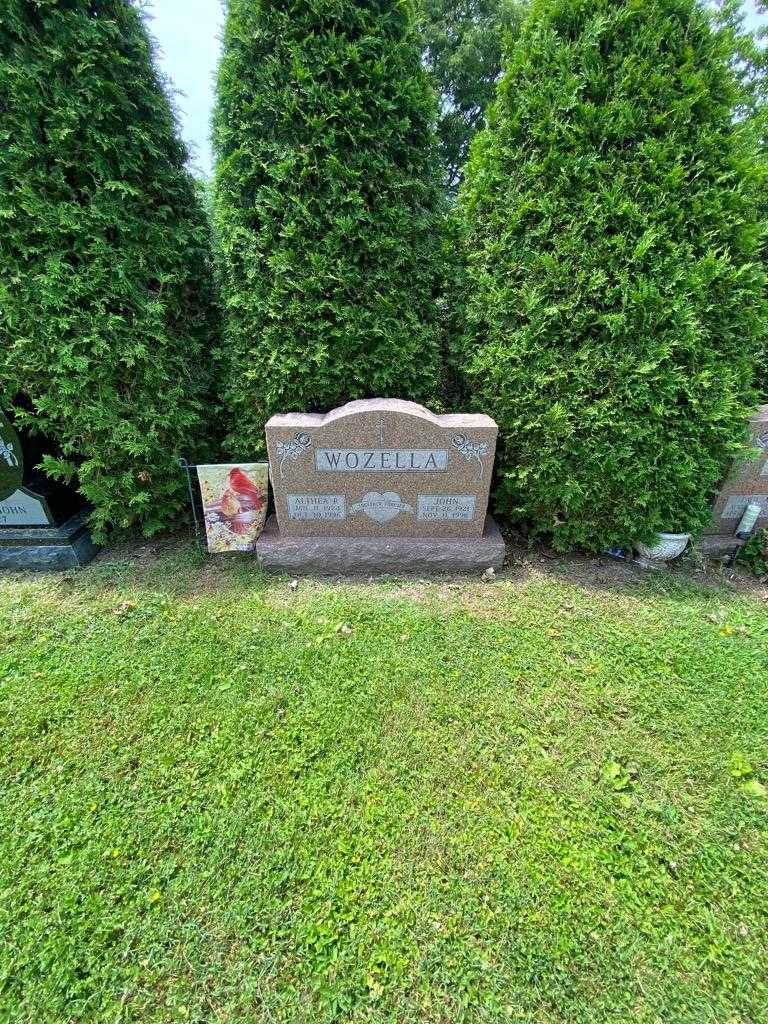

{"left": 0, "top": 544, "right": 767, "bottom": 1022}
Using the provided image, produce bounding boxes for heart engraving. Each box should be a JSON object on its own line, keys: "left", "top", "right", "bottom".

{"left": 349, "top": 491, "right": 414, "bottom": 524}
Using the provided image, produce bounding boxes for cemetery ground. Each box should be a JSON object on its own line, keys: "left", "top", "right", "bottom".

{"left": 1, "top": 541, "right": 767, "bottom": 1024}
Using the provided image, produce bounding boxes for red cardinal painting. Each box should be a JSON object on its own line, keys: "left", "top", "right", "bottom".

{"left": 197, "top": 463, "right": 269, "bottom": 552}
{"left": 218, "top": 468, "right": 266, "bottom": 534}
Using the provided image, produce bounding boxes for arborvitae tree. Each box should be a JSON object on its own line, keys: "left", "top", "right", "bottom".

{"left": 0, "top": 0, "right": 217, "bottom": 541}
{"left": 713, "top": 0, "right": 768, "bottom": 394}
{"left": 459, "top": 0, "right": 767, "bottom": 551}
{"left": 419, "top": 0, "right": 526, "bottom": 192}
{"left": 214, "top": 0, "right": 445, "bottom": 456}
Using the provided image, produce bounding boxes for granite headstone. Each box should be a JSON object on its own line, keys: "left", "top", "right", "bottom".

{"left": 0, "top": 410, "right": 98, "bottom": 570}
{"left": 257, "top": 399, "right": 505, "bottom": 573}
{"left": 709, "top": 405, "right": 768, "bottom": 533}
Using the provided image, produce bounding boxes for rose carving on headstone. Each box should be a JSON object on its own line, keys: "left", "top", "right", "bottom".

{"left": 451, "top": 434, "right": 490, "bottom": 482}
{"left": 276, "top": 432, "right": 313, "bottom": 479}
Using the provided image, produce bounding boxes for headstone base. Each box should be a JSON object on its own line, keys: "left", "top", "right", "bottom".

{"left": 698, "top": 534, "right": 741, "bottom": 558}
{"left": 255, "top": 513, "right": 506, "bottom": 576}
{"left": 0, "top": 511, "right": 99, "bottom": 571}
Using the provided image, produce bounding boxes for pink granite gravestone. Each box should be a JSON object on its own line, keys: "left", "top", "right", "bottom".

{"left": 697, "top": 404, "right": 768, "bottom": 558}
{"left": 708, "top": 405, "right": 768, "bottom": 537}
{"left": 257, "top": 399, "right": 505, "bottom": 573}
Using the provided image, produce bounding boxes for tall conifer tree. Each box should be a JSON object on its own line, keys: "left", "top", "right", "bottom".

{"left": 0, "top": 0, "right": 216, "bottom": 540}
{"left": 712, "top": 0, "right": 768, "bottom": 393}
{"left": 214, "top": 0, "right": 445, "bottom": 455}
{"left": 459, "top": 0, "right": 767, "bottom": 550}
{"left": 419, "top": 0, "right": 526, "bottom": 191}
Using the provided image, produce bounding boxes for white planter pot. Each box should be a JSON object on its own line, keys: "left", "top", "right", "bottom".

{"left": 634, "top": 532, "right": 691, "bottom": 568}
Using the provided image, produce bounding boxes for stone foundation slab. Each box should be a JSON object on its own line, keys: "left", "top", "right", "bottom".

{"left": 0, "top": 512, "right": 99, "bottom": 571}
{"left": 256, "top": 514, "right": 505, "bottom": 576}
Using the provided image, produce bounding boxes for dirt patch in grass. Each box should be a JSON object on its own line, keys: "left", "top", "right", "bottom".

{"left": 69, "top": 525, "right": 768, "bottom": 604}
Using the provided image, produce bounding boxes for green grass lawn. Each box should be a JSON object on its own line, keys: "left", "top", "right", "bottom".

{"left": 0, "top": 543, "right": 767, "bottom": 1023}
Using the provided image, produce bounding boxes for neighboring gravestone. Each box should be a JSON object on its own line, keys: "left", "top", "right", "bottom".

{"left": 0, "top": 409, "right": 98, "bottom": 570}
{"left": 704, "top": 405, "right": 768, "bottom": 548}
{"left": 0, "top": 410, "right": 53, "bottom": 527}
{"left": 257, "top": 398, "right": 505, "bottom": 573}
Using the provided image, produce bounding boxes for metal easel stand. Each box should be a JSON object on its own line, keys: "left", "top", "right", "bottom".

{"left": 177, "top": 458, "right": 206, "bottom": 550}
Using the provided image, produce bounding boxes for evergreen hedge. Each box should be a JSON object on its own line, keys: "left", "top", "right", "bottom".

{"left": 0, "top": 0, "right": 217, "bottom": 541}
{"left": 214, "top": 0, "right": 445, "bottom": 456}
{"left": 459, "top": 0, "right": 767, "bottom": 551}
{"left": 715, "top": 0, "right": 768, "bottom": 395}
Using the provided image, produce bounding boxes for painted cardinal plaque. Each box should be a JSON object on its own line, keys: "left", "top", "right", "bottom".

{"left": 197, "top": 463, "right": 268, "bottom": 553}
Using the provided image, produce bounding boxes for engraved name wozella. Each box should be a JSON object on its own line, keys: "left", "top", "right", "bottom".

{"left": 315, "top": 449, "right": 448, "bottom": 472}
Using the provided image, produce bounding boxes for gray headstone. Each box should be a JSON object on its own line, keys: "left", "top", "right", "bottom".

{"left": 0, "top": 410, "right": 97, "bottom": 568}
{"left": 0, "top": 488, "right": 51, "bottom": 527}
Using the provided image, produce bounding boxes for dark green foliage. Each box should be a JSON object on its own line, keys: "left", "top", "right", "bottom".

{"left": 419, "top": 0, "right": 526, "bottom": 191}
{"left": 459, "top": 0, "right": 767, "bottom": 551}
{"left": 0, "top": 0, "right": 217, "bottom": 541}
{"left": 713, "top": 0, "right": 768, "bottom": 394}
{"left": 214, "top": 0, "right": 446, "bottom": 456}
{"left": 741, "top": 527, "right": 768, "bottom": 579}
